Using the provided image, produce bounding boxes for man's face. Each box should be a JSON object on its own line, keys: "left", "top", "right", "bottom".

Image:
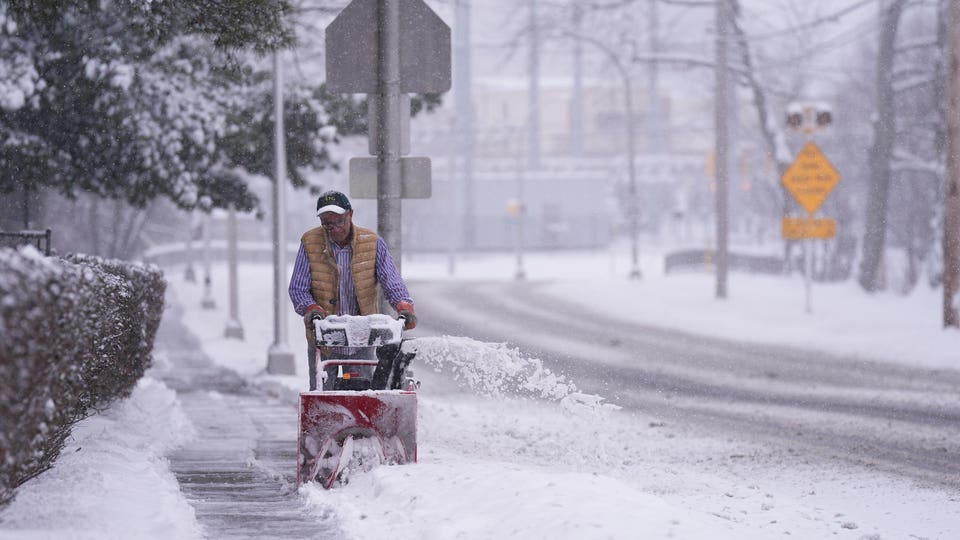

{"left": 320, "top": 210, "right": 352, "bottom": 244}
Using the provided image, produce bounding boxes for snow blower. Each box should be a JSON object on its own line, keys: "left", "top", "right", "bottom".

{"left": 297, "top": 314, "right": 418, "bottom": 489}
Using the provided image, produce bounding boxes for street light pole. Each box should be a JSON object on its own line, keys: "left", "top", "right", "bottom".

{"left": 564, "top": 32, "right": 641, "bottom": 279}
{"left": 528, "top": 0, "right": 541, "bottom": 170}
{"left": 624, "top": 71, "right": 641, "bottom": 280}
{"left": 201, "top": 214, "right": 215, "bottom": 309}
{"left": 224, "top": 204, "right": 244, "bottom": 339}
{"left": 714, "top": 0, "right": 731, "bottom": 299}
{"left": 267, "top": 49, "right": 295, "bottom": 374}
{"left": 377, "top": 0, "right": 403, "bottom": 271}
{"left": 514, "top": 127, "right": 527, "bottom": 281}
{"left": 945, "top": 0, "right": 960, "bottom": 328}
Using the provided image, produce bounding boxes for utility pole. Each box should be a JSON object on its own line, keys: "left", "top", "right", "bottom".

{"left": 626, "top": 67, "right": 641, "bottom": 280}
{"left": 514, "top": 127, "right": 527, "bottom": 280}
{"left": 224, "top": 204, "right": 244, "bottom": 339}
{"left": 201, "top": 214, "right": 215, "bottom": 310}
{"left": 528, "top": 0, "right": 541, "bottom": 170}
{"left": 446, "top": 118, "right": 457, "bottom": 275}
{"left": 714, "top": 0, "right": 731, "bottom": 299}
{"left": 569, "top": 32, "right": 640, "bottom": 279}
{"left": 454, "top": 0, "right": 475, "bottom": 250}
{"left": 183, "top": 213, "right": 196, "bottom": 283}
{"left": 945, "top": 0, "right": 960, "bottom": 328}
{"left": 570, "top": 2, "right": 584, "bottom": 157}
{"left": 377, "top": 0, "right": 403, "bottom": 273}
{"left": 647, "top": 0, "right": 660, "bottom": 153}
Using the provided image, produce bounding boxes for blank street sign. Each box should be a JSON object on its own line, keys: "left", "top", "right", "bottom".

{"left": 326, "top": 0, "right": 451, "bottom": 94}
{"left": 349, "top": 157, "right": 432, "bottom": 199}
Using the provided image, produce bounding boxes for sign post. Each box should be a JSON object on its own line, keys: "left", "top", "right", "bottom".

{"left": 782, "top": 105, "right": 839, "bottom": 314}
{"left": 326, "top": 0, "right": 450, "bottom": 276}
{"left": 780, "top": 103, "right": 840, "bottom": 313}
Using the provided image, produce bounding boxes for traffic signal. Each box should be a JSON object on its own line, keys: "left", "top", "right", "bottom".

{"left": 786, "top": 112, "right": 803, "bottom": 129}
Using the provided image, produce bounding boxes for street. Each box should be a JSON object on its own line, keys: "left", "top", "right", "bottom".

{"left": 412, "top": 279, "right": 960, "bottom": 489}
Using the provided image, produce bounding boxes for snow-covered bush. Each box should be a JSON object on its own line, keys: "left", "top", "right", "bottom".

{"left": 0, "top": 247, "right": 165, "bottom": 507}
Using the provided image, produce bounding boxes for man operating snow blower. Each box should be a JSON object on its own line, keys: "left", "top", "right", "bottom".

{"left": 290, "top": 191, "right": 421, "bottom": 488}
{"left": 288, "top": 190, "right": 417, "bottom": 391}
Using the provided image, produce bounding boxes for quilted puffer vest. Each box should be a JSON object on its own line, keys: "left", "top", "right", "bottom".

{"left": 301, "top": 225, "right": 380, "bottom": 316}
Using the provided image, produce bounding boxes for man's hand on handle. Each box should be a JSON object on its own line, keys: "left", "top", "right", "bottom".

{"left": 303, "top": 304, "right": 327, "bottom": 326}
{"left": 395, "top": 301, "right": 417, "bottom": 330}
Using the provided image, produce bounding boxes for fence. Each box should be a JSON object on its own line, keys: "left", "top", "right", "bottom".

{"left": 664, "top": 249, "right": 784, "bottom": 275}
{"left": 0, "top": 229, "right": 52, "bottom": 255}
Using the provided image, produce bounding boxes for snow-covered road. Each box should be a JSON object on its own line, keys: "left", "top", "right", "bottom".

{"left": 412, "top": 280, "right": 960, "bottom": 490}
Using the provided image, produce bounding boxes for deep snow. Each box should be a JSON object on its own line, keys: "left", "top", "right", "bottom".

{"left": 2, "top": 247, "right": 959, "bottom": 539}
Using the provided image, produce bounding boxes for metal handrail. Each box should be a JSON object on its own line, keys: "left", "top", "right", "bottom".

{"left": 0, "top": 229, "right": 52, "bottom": 255}
{"left": 664, "top": 248, "right": 784, "bottom": 275}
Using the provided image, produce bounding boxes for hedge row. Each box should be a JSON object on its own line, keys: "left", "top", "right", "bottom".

{"left": 0, "top": 247, "right": 166, "bottom": 506}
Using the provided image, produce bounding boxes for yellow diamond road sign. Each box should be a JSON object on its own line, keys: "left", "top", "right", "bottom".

{"left": 782, "top": 141, "right": 840, "bottom": 215}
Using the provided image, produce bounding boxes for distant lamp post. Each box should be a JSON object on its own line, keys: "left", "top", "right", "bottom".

{"left": 566, "top": 32, "right": 641, "bottom": 279}
{"left": 266, "top": 48, "right": 295, "bottom": 375}
{"left": 201, "top": 214, "right": 216, "bottom": 310}
{"left": 184, "top": 215, "right": 197, "bottom": 283}
{"left": 512, "top": 126, "right": 526, "bottom": 281}
{"left": 224, "top": 204, "right": 244, "bottom": 340}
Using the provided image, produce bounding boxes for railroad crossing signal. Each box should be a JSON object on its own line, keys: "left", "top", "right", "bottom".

{"left": 782, "top": 141, "right": 841, "bottom": 215}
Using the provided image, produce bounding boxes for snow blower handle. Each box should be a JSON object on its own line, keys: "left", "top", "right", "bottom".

{"left": 395, "top": 301, "right": 416, "bottom": 330}
{"left": 313, "top": 314, "right": 404, "bottom": 348}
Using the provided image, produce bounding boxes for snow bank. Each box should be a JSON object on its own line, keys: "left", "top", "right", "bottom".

{"left": 0, "top": 247, "right": 166, "bottom": 506}
{"left": 0, "top": 378, "right": 201, "bottom": 540}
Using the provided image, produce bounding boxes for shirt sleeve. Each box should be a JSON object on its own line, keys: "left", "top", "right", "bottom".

{"left": 375, "top": 236, "right": 413, "bottom": 308}
{"left": 288, "top": 242, "right": 317, "bottom": 316}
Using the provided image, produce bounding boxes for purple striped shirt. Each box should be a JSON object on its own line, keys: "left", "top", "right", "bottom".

{"left": 288, "top": 234, "right": 412, "bottom": 316}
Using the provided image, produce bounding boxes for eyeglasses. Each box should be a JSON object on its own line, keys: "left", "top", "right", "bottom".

{"left": 321, "top": 214, "right": 349, "bottom": 229}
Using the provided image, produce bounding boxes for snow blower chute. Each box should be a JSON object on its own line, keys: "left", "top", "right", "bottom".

{"left": 297, "top": 314, "right": 418, "bottom": 489}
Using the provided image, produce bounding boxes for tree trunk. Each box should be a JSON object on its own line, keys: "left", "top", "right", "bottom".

{"left": 859, "top": 0, "right": 908, "bottom": 292}
{"left": 118, "top": 206, "right": 151, "bottom": 259}
{"left": 108, "top": 199, "right": 124, "bottom": 259}
{"left": 945, "top": 0, "right": 960, "bottom": 327}
{"left": 728, "top": 10, "right": 792, "bottom": 273}
{"left": 89, "top": 197, "right": 100, "bottom": 256}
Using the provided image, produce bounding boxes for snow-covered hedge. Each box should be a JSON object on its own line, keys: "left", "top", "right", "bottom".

{"left": 0, "top": 247, "right": 166, "bottom": 506}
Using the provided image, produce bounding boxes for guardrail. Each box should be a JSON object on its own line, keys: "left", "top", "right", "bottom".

{"left": 142, "top": 241, "right": 300, "bottom": 267}
{"left": 0, "top": 229, "right": 52, "bottom": 255}
{"left": 664, "top": 249, "right": 784, "bottom": 275}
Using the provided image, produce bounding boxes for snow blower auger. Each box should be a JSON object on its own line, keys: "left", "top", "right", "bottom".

{"left": 297, "top": 314, "right": 418, "bottom": 489}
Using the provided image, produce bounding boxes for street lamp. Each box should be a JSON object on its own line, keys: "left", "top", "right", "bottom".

{"left": 566, "top": 32, "right": 641, "bottom": 279}
{"left": 266, "top": 48, "right": 294, "bottom": 375}
{"left": 224, "top": 204, "right": 244, "bottom": 339}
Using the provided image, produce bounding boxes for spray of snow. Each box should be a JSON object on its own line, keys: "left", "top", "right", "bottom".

{"left": 402, "top": 336, "right": 618, "bottom": 415}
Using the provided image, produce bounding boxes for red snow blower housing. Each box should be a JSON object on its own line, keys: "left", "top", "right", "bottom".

{"left": 297, "top": 314, "right": 418, "bottom": 488}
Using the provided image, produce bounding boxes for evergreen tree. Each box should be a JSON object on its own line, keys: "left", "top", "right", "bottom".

{"left": 0, "top": 0, "right": 367, "bottom": 213}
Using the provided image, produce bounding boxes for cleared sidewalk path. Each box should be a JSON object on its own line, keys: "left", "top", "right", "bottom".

{"left": 154, "top": 304, "right": 341, "bottom": 539}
